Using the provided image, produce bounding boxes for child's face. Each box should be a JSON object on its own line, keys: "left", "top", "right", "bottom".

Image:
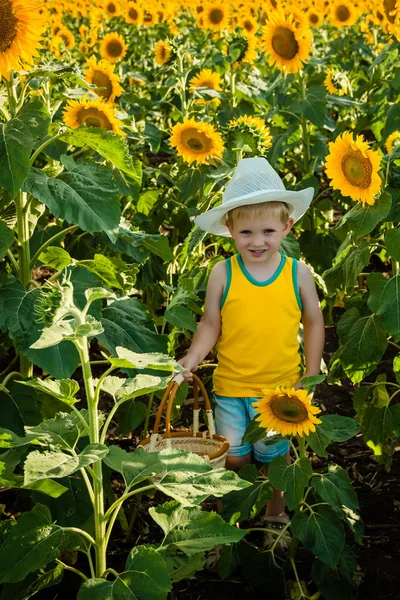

{"left": 227, "top": 213, "right": 294, "bottom": 264}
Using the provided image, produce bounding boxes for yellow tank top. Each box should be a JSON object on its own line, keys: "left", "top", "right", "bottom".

{"left": 213, "top": 253, "right": 302, "bottom": 398}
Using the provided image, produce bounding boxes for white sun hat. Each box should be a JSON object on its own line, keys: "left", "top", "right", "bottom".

{"left": 194, "top": 157, "right": 314, "bottom": 237}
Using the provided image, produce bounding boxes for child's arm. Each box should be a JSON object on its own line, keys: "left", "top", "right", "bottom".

{"left": 296, "top": 262, "right": 325, "bottom": 387}
{"left": 178, "top": 261, "right": 226, "bottom": 380}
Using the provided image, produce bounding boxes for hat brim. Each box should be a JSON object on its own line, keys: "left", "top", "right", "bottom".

{"left": 194, "top": 187, "right": 315, "bottom": 236}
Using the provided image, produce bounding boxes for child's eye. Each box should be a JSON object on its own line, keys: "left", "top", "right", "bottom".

{"left": 240, "top": 230, "right": 251, "bottom": 234}
{"left": 264, "top": 229, "right": 275, "bottom": 233}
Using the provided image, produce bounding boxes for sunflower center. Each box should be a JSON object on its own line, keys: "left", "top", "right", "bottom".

{"left": 271, "top": 26, "right": 299, "bottom": 60}
{"left": 383, "top": 0, "right": 396, "bottom": 23}
{"left": 129, "top": 7, "right": 138, "bottom": 20}
{"left": 209, "top": 8, "right": 223, "bottom": 24}
{"left": 341, "top": 150, "right": 372, "bottom": 188}
{"left": 92, "top": 70, "right": 113, "bottom": 99}
{"left": 107, "top": 40, "right": 123, "bottom": 57}
{"left": 270, "top": 395, "right": 309, "bottom": 424}
{"left": 310, "top": 13, "right": 319, "bottom": 24}
{"left": 143, "top": 11, "right": 153, "bottom": 23}
{"left": 244, "top": 20, "right": 253, "bottom": 31}
{"left": 336, "top": 5, "right": 350, "bottom": 21}
{"left": 0, "top": 0, "right": 18, "bottom": 53}
{"left": 78, "top": 107, "right": 112, "bottom": 130}
{"left": 181, "top": 128, "right": 212, "bottom": 154}
{"left": 107, "top": 2, "right": 116, "bottom": 13}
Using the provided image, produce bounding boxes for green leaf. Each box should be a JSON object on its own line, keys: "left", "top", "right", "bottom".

{"left": 385, "top": 227, "right": 400, "bottom": 261}
{"left": 78, "top": 254, "right": 138, "bottom": 290}
{"left": 104, "top": 447, "right": 211, "bottom": 489}
{"left": 340, "top": 192, "right": 392, "bottom": 238}
{"left": 311, "top": 464, "right": 359, "bottom": 510}
{"left": 0, "top": 219, "right": 13, "bottom": 260}
{"left": 306, "top": 418, "right": 334, "bottom": 458}
{"left": 299, "top": 374, "right": 326, "bottom": 390}
{"left": 60, "top": 127, "right": 142, "bottom": 185}
{"left": 279, "top": 233, "right": 301, "bottom": 259}
{"left": 151, "top": 501, "right": 246, "bottom": 555}
{"left": 0, "top": 504, "right": 63, "bottom": 584}
{"left": 114, "top": 374, "right": 170, "bottom": 401}
{"left": 116, "top": 400, "right": 147, "bottom": 436}
{"left": 221, "top": 464, "right": 272, "bottom": 524}
{"left": 242, "top": 416, "right": 268, "bottom": 444}
{"left": 312, "top": 545, "right": 358, "bottom": 600}
{"left": 340, "top": 315, "right": 388, "bottom": 382}
{"left": 291, "top": 506, "right": 345, "bottom": 568}
{"left": 20, "top": 378, "right": 80, "bottom": 406}
{"left": 164, "top": 303, "right": 197, "bottom": 332}
{"left": 24, "top": 443, "right": 108, "bottom": 484}
{"left": 394, "top": 354, "right": 400, "bottom": 384}
{"left": 291, "top": 85, "right": 327, "bottom": 127}
{"left": 98, "top": 297, "right": 168, "bottom": 355}
{"left": 162, "top": 549, "right": 206, "bottom": 584}
{"left": 0, "top": 101, "right": 50, "bottom": 197}
{"left": 268, "top": 456, "right": 312, "bottom": 510}
{"left": 323, "top": 242, "right": 370, "bottom": 293}
{"left": 359, "top": 402, "right": 400, "bottom": 465}
{"left": 30, "top": 315, "right": 103, "bottom": 349}
{"left": 321, "top": 415, "right": 360, "bottom": 441}
{"left": 0, "top": 562, "right": 64, "bottom": 600}
{"left": 155, "top": 468, "right": 251, "bottom": 506}
{"left": 236, "top": 543, "right": 285, "bottom": 593}
{"left": 368, "top": 274, "right": 400, "bottom": 340}
{"left": 23, "top": 478, "right": 68, "bottom": 498}
{"left": 39, "top": 246, "right": 73, "bottom": 270}
{"left": 0, "top": 389, "right": 24, "bottom": 436}
{"left": 23, "top": 163, "right": 121, "bottom": 242}
{"left": 25, "top": 411, "right": 88, "bottom": 451}
{"left": 110, "top": 347, "right": 178, "bottom": 372}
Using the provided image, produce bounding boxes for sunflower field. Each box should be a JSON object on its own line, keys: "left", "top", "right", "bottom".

{"left": 0, "top": 0, "right": 399, "bottom": 598}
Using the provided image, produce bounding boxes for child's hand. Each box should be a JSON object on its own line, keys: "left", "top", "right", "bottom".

{"left": 177, "top": 355, "right": 199, "bottom": 381}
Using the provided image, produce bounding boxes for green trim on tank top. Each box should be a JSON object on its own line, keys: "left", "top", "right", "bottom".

{"left": 292, "top": 257, "right": 303, "bottom": 312}
{"left": 237, "top": 252, "right": 286, "bottom": 287}
{"left": 220, "top": 257, "right": 232, "bottom": 309}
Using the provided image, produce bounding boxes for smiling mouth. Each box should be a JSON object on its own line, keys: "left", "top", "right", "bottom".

{"left": 249, "top": 249, "right": 266, "bottom": 255}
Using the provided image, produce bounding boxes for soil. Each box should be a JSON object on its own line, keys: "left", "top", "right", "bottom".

{"left": 1, "top": 313, "right": 399, "bottom": 599}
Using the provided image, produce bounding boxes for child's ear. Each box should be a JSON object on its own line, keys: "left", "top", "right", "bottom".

{"left": 283, "top": 218, "right": 294, "bottom": 235}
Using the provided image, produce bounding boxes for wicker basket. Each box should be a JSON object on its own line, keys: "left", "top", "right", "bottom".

{"left": 139, "top": 373, "right": 229, "bottom": 470}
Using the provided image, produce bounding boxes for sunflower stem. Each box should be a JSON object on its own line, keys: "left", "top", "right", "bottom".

{"left": 297, "top": 436, "right": 306, "bottom": 459}
{"left": 30, "top": 130, "right": 67, "bottom": 166}
{"left": 30, "top": 224, "right": 79, "bottom": 268}
{"left": 298, "top": 74, "right": 312, "bottom": 176}
{"left": 230, "top": 67, "right": 237, "bottom": 108}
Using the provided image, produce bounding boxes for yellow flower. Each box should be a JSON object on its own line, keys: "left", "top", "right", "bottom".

{"left": 260, "top": 12, "right": 312, "bottom": 74}
{"left": 169, "top": 117, "right": 224, "bottom": 164}
{"left": 84, "top": 56, "right": 123, "bottom": 103}
{"left": 306, "top": 8, "right": 324, "bottom": 27}
{"left": 189, "top": 68, "right": 222, "bottom": 92}
{"left": 253, "top": 387, "right": 322, "bottom": 438}
{"left": 385, "top": 130, "right": 400, "bottom": 154}
{"left": 325, "top": 131, "right": 382, "bottom": 205}
{"left": 324, "top": 68, "right": 349, "bottom": 96}
{"left": 63, "top": 96, "right": 125, "bottom": 136}
{"left": 203, "top": 2, "right": 230, "bottom": 31}
{"left": 228, "top": 114, "right": 273, "bottom": 154}
{"left": 99, "top": 32, "right": 127, "bottom": 63}
{"left": 103, "top": 0, "right": 121, "bottom": 18}
{"left": 57, "top": 26, "right": 75, "bottom": 50}
{"left": 328, "top": 1, "right": 359, "bottom": 27}
{"left": 129, "top": 75, "right": 145, "bottom": 86}
{"left": 0, "top": 0, "right": 47, "bottom": 78}
{"left": 239, "top": 15, "right": 259, "bottom": 36}
{"left": 79, "top": 41, "right": 90, "bottom": 54}
{"left": 142, "top": 7, "right": 159, "bottom": 26}
{"left": 154, "top": 40, "right": 172, "bottom": 65}
{"left": 125, "top": 1, "right": 143, "bottom": 24}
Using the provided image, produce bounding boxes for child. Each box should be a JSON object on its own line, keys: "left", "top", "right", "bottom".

{"left": 178, "top": 157, "right": 325, "bottom": 547}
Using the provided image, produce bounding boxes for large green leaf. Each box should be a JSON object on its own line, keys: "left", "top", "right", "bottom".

{"left": 0, "top": 504, "right": 63, "bottom": 584}
{"left": 78, "top": 254, "right": 139, "bottom": 290}
{"left": 155, "top": 468, "right": 251, "bottom": 506}
{"left": 306, "top": 418, "right": 334, "bottom": 458}
{"left": 268, "top": 456, "right": 312, "bottom": 510}
{"left": 24, "top": 443, "right": 108, "bottom": 484}
{"left": 32, "top": 475, "right": 93, "bottom": 529}
{"left": 291, "top": 85, "right": 326, "bottom": 127}
{"left": 0, "top": 101, "right": 50, "bottom": 197}
{"left": 104, "top": 447, "right": 211, "bottom": 489}
{"left": 340, "top": 315, "right": 388, "bottom": 382}
{"left": 113, "top": 374, "right": 170, "bottom": 401}
{"left": 30, "top": 315, "right": 103, "bottom": 349}
{"left": 60, "top": 127, "right": 142, "bottom": 185}
{"left": 221, "top": 464, "right": 272, "bottom": 524}
{"left": 0, "top": 563, "right": 64, "bottom": 600}
{"left": 359, "top": 402, "right": 400, "bottom": 466}
{"left": 311, "top": 465, "right": 359, "bottom": 510}
{"left": 39, "top": 246, "right": 73, "bottom": 270}
{"left": 0, "top": 389, "right": 25, "bottom": 436}
{"left": 20, "top": 378, "right": 80, "bottom": 406}
{"left": 312, "top": 545, "right": 358, "bottom": 600}
{"left": 110, "top": 347, "right": 178, "bottom": 372}
{"left": 0, "top": 276, "right": 80, "bottom": 378}
{"left": 151, "top": 501, "right": 246, "bottom": 555}
{"left": 368, "top": 274, "right": 400, "bottom": 340}
{"left": 321, "top": 415, "right": 360, "bottom": 441}
{"left": 385, "top": 227, "right": 400, "bottom": 261}
{"left": 340, "top": 191, "right": 392, "bottom": 239}
{"left": 0, "top": 219, "right": 13, "bottom": 260}
{"left": 323, "top": 242, "right": 370, "bottom": 293}
{"left": 98, "top": 297, "right": 168, "bottom": 355}
{"left": 116, "top": 400, "right": 147, "bottom": 436}
{"left": 23, "top": 161, "right": 121, "bottom": 242}
{"left": 25, "top": 411, "right": 88, "bottom": 451}
{"left": 291, "top": 506, "right": 345, "bottom": 568}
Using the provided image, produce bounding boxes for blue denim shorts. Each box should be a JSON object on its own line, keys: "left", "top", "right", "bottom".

{"left": 214, "top": 394, "right": 290, "bottom": 463}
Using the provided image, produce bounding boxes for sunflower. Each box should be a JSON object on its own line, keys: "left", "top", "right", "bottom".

{"left": 225, "top": 35, "right": 258, "bottom": 65}
{"left": 84, "top": 55, "right": 123, "bottom": 102}
{"left": 239, "top": 15, "right": 259, "bottom": 36}
{"left": 63, "top": 96, "right": 125, "bottom": 136}
{"left": 253, "top": 387, "right": 322, "bottom": 438}
{"left": 325, "top": 131, "right": 382, "bottom": 205}
{"left": 154, "top": 40, "right": 172, "bottom": 65}
{"left": 324, "top": 67, "right": 349, "bottom": 96}
{"left": 385, "top": 130, "right": 400, "bottom": 153}
{"left": 260, "top": 12, "right": 312, "bottom": 74}
{"left": 306, "top": 8, "right": 324, "bottom": 27}
{"left": 129, "top": 75, "right": 145, "bottom": 86}
{"left": 228, "top": 114, "right": 273, "bottom": 155}
{"left": 103, "top": 0, "right": 121, "bottom": 18}
{"left": 169, "top": 117, "right": 225, "bottom": 164}
{"left": 328, "top": 1, "right": 359, "bottom": 27}
{"left": 142, "top": 7, "right": 159, "bottom": 26}
{"left": 0, "top": 0, "right": 47, "bottom": 78}
{"left": 125, "top": 1, "right": 143, "bottom": 24}
{"left": 189, "top": 68, "right": 222, "bottom": 92}
{"left": 203, "top": 2, "right": 230, "bottom": 31}
{"left": 57, "top": 26, "right": 75, "bottom": 50}
{"left": 99, "top": 32, "right": 127, "bottom": 63}
{"left": 382, "top": 0, "right": 397, "bottom": 23}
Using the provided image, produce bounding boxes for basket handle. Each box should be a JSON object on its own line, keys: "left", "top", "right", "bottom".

{"left": 153, "top": 373, "right": 213, "bottom": 438}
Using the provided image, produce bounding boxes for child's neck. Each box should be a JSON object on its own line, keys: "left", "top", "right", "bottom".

{"left": 239, "top": 251, "right": 282, "bottom": 282}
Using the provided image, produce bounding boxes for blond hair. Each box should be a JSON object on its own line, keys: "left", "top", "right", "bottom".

{"left": 224, "top": 201, "right": 290, "bottom": 228}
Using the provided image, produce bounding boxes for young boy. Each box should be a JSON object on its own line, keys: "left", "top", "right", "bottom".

{"left": 178, "top": 157, "right": 325, "bottom": 544}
